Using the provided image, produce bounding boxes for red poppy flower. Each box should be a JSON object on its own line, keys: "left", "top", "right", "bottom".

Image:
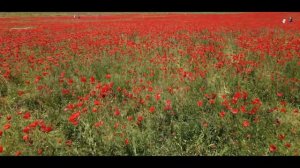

{"left": 209, "top": 99, "right": 215, "bottom": 104}
{"left": 127, "top": 116, "right": 133, "bottom": 121}
{"left": 18, "top": 90, "right": 25, "bottom": 96}
{"left": 15, "top": 151, "right": 22, "bottom": 156}
{"left": 106, "top": 74, "right": 111, "bottom": 79}
{"left": 243, "top": 120, "right": 250, "bottom": 127}
{"left": 197, "top": 100, "right": 203, "bottom": 107}
{"left": 148, "top": 87, "right": 153, "bottom": 92}
{"left": 114, "top": 108, "right": 120, "bottom": 116}
{"left": 38, "top": 148, "right": 43, "bottom": 155}
{"left": 149, "top": 106, "right": 155, "bottom": 113}
{"left": 231, "top": 108, "right": 238, "bottom": 114}
{"left": 114, "top": 122, "right": 119, "bottom": 129}
{"left": 90, "top": 76, "right": 96, "bottom": 84}
{"left": 35, "top": 76, "right": 42, "bottom": 83}
{"left": 69, "top": 112, "right": 80, "bottom": 126}
{"left": 240, "top": 106, "right": 247, "bottom": 113}
{"left": 137, "top": 116, "right": 143, "bottom": 122}
{"left": 41, "top": 126, "right": 53, "bottom": 133}
{"left": 252, "top": 98, "right": 262, "bottom": 106}
{"left": 278, "top": 134, "right": 285, "bottom": 141}
{"left": 125, "top": 138, "right": 129, "bottom": 145}
{"left": 67, "top": 78, "right": 73, "bottom": 85}
{"left": 155, "top": 93, "right": 161, "bottom": 101}
{"left": 3, "top": 123, "right": 11, "bottom": 130}
{"left": 62, "top": 89, "right": 70, "bottom": 95}
{"left": 164, "top": 100, "right": 172, "bottom": 111}
{"left": 23, "top": 126, "right": 31, "bottom": 134}
{"left": 80, "top": 77, "right": 87, "bottom": 83}
{"left": 94, "top": 100, "right": 101, "bottom": 106}
{"left": 23, "top": 135, "right": 29, "bottom": 141}
{"left": 277, "top": 93, "right": 283, "bottom": 97}
{"left": 219, "top": 111, "right": 226, "bottom": 118}
{"left": 94, "top": 121, "right": 104, "bottom": 128}
{"left": 23, "top": 112, "right": 31, "bottom": 119}
{"left": 269, "top": 144, "right": 277, "bottom": 153}
{"left": 280, "top": 101, "right": 287, "bottom": 106}
{"left": 6, "top": 115, "right": 11, "bottom": 121}
{"left": 29, "top": 121, "right": 39, "bottom": 128}
{"left": 66, "top": 140, "right": 72, "bottom": 146}
{"left": 285, "top": 143, "right": 291, "bottom": 148}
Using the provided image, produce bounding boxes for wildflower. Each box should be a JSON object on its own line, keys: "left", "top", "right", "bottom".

{"left": 38, "top": 148, "right": 43, "bottom": 155}
{"left": 106, "top": 74, "right": 111, "bottom": 79}
{"left": 6, "top": 115, "right": 11, "bottom": 121}
{"left": 90, "top": 76, "right": 96, "bottom": 84}
{"left": 149, "top": 106, "right": 155, "bottom": 113}
{"left": 94, "top": 121, "right": 104, "bottom": 128}
{"left": 240, "top": 105, "right": 246, "bottom": 113}
{"left": 94, "top": 100, "right": 101, "bottom": 106}
{"left": 277, "top": 93, "right": 283, "bottom": 97}
{"left": 269, "top": 144, "right": 277, "bottom": 153}
{"left": 114, "top": 108, "right": 120, "bottom": 116}
{"left": 62, "top": 89, "right": 70, "bottom": 95}
{"left": 41, "top": 126, "right": 53, "bottom": 133}
{"left": 209, "top": 99, "right": 215, "bottom": 104}
{"left": 285, "top": 143, "right": 291, "bottom": 148}
{"left": 18, "top": 90, "right": 25, "bottom": 96}
{"left": 125, "top": 138, "right": 129, "bottom": 145}
{"left": 23, "top": 112, "right": 31, "bottom": 119}
{"left": 66, "top": 140, "right": 72, "bottom": 146}
{"left": 35, "top": 76, "right": 42, "bottom": 83}
{"left": 137, "top": 116, "right": 143, "bottom": 122}
{"left": 80, "top": 76, "right": 87, "bottom": 83}
{"left": 67, "top": 78, "right": 73, "bottom": 85}
{"left": 197, "top": 100, "right": 203, "bottom": 107}
{"left": 114, "top": 122, "right": 119, "bottom": 129}
{"left": 232, "top": 92, "right": 242, "bottom": 104}
{"left": 29, "top": 121, "right": 39, "bottom": 128}
{"left": 219, "top": 111, "right": 226, "bottom": 118}
{"left": 69, "top": 112, "right": 80, "bottom": 126}
{"left": 164, "top": 100, "right": 172, "bottom": 111}
{"left": 23, "top": 135, "right": 29, "bottom": 141}
{"left": 23, "top": 126, "right": 31, "bottom": 134}
{"left": 278, "top": 134, "right": 285, "bottom": 141}
{"left": 280, "top": 108, "right": 286, "bottom": 113}
{"left": 155, "top": 93, "right": 161, "bottom": 101}
{"left": 280, "top": 101, "right": 287, "bottom": 107}
{"left": 127, "top": 116, "right": 133, "bottom": 121}
{"left": 15, "top": 151, "right": 22, "bottom": 156}
{"left": 243, "top": 120, "right": 250, "bottom": 127}
{"left": 3, "top": 123, "right": 11, "bottom": 130}
{"left": 139, "top": 98, "right": 145, "bottom": 105}
{"left": 231, "top": 108, "right": 239, "bottom": 115}
{"left": 252, "top": 98, "right": 262, "bottom": 106}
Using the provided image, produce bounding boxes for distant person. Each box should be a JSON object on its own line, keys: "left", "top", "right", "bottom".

{"left": 289, "top": 16, "right": 293, "bottom": 23}
{"left": 282, "top": 18, "right": 286, "bottom": 24}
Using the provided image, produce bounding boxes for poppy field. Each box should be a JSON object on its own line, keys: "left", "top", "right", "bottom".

{"left": 0, "top": 12, "right": 300, "bottom": 156}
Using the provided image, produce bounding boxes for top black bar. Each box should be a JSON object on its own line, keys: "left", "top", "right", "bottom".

{"left": 1, "top": 0, "right": 300, "bottom": 12}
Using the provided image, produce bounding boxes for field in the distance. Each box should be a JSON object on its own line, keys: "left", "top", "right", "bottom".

{"left": 0, "top": 13, "right": 300, "bottom": 156}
